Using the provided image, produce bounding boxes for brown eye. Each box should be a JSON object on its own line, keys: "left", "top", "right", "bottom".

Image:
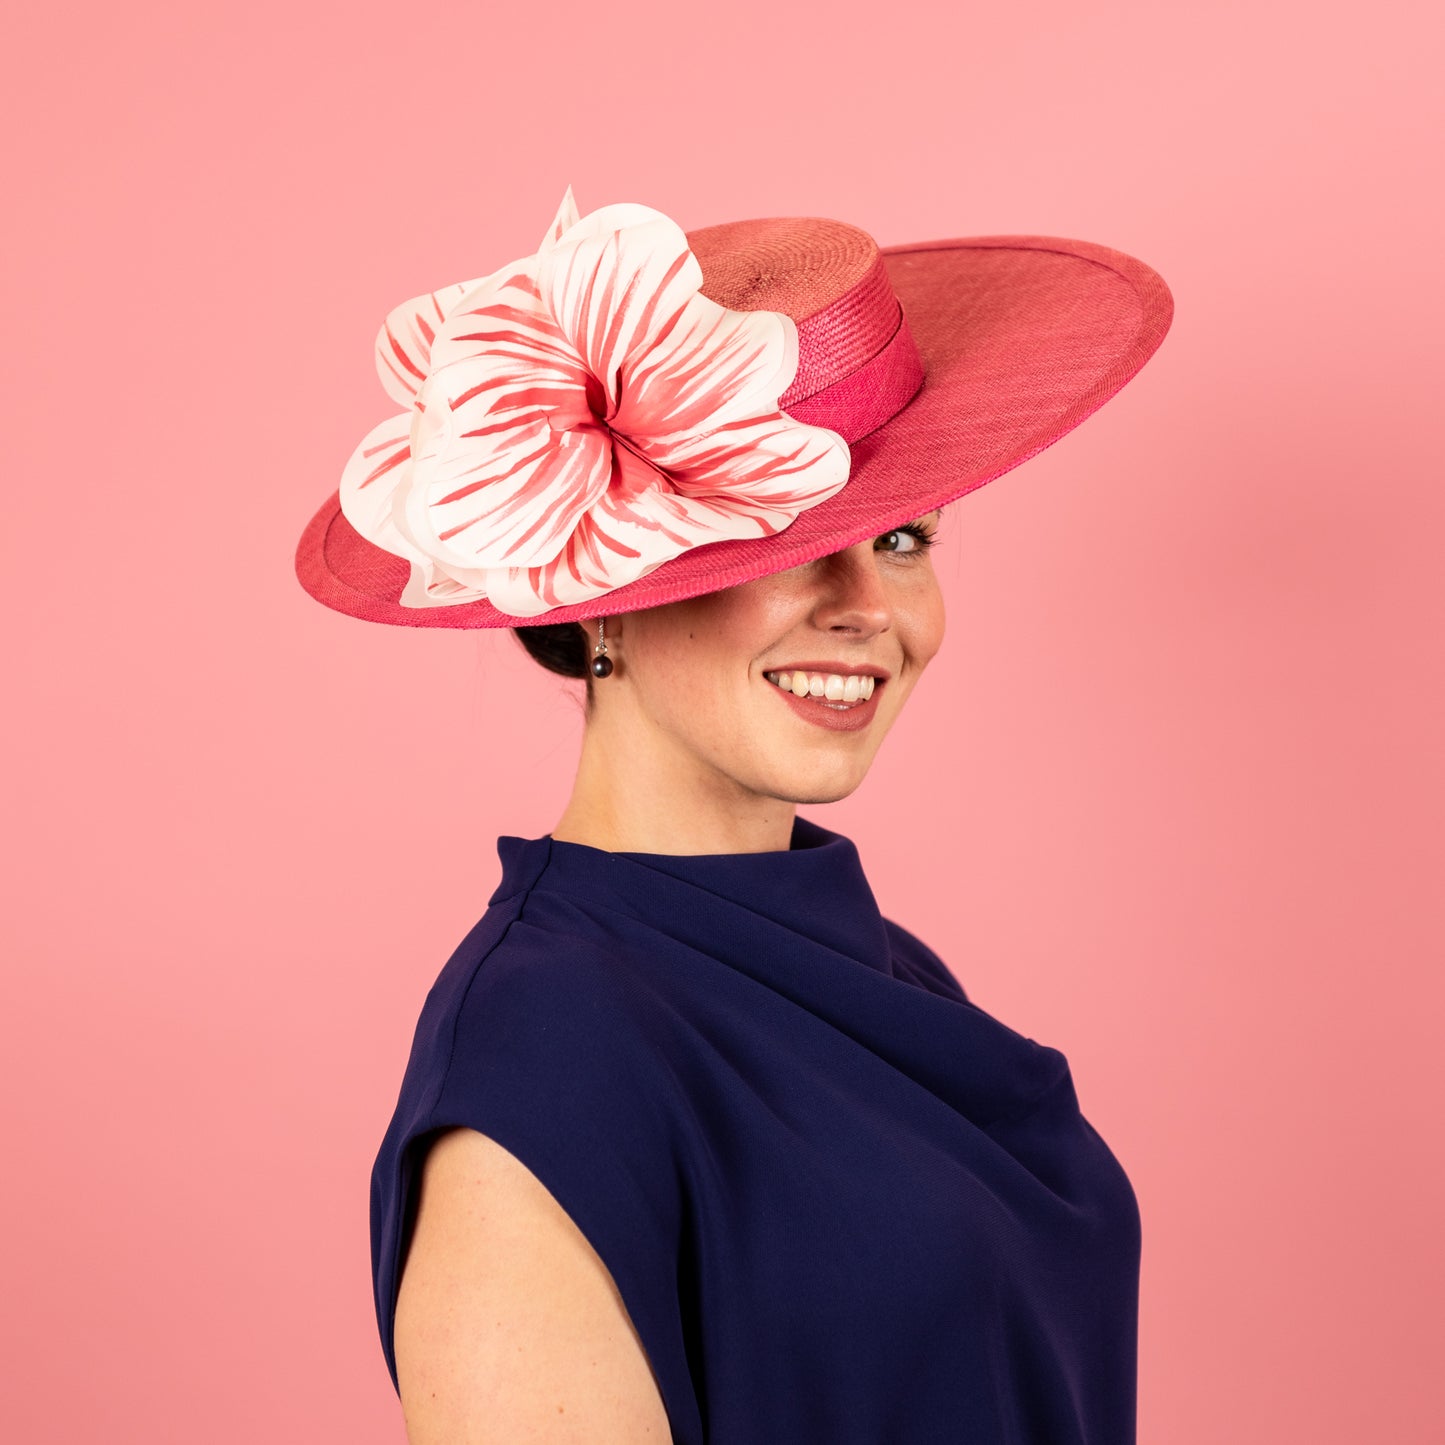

{"left": 877, "top": 522, "right": 937, "bottom": 555}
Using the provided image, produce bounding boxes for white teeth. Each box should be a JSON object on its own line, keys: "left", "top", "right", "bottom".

{"left": 765, "top": 670, "right": 878, "bottom": 702}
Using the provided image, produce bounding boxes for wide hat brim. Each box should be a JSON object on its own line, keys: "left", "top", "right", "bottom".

{"left": 295, "top": 233, "right": 1172, "bottom": 628}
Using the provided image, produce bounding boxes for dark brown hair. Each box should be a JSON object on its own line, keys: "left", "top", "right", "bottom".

{"left": 512, "top": 622, "right": 595, "bottom": 699}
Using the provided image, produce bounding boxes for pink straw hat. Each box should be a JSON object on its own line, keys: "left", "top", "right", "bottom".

{"left": 294, "top": 187, "right": 1172, "bottom": 628}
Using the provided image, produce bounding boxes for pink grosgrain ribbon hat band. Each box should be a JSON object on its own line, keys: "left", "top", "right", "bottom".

{"left": 294, "top": 187, "right": 1173, "bottom": 628}
{"left": 761, "top": 235, "right": 924, "bottom": 441}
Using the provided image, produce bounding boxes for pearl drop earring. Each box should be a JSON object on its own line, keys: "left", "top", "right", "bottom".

{"left": 590, "top": 617, "right": 614, "bottom": 678}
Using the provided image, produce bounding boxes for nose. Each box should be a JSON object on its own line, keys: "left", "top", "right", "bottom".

{"left": 810, "top": 539, "right": 893, "bottom": 637}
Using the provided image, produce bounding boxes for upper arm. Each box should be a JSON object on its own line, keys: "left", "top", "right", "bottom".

{"left": 393, "top": 1125, "right": 672, "bottom": 1444}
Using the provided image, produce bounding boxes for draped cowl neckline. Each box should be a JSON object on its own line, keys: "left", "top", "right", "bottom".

{"left": 488, "top": 811, "right": 1074, "bottom": 1136}
{"left": 494, "top": 812, "right": 894, "bottom": 974}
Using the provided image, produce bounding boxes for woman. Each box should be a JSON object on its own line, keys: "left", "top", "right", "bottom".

{"left": 294, "top": 188, "right": 1172, "bottom": 1443}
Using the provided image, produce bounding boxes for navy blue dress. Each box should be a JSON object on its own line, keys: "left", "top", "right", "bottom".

{"left": 370, "top": 814, "right": 1140, "bottom": 1443}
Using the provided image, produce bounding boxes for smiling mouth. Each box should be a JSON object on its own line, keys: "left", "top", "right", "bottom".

{"left": 763, "top": 670, "right": 880, "bottom": 708}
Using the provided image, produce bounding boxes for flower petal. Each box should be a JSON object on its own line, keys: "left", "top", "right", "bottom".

{"left": 400, "top": 269, "right": 618, "bottom": 571}
{"left": 477, "top": 455, "right": 834, "bottom": 618}
{"left": 536, "top": 208, "right": 706, "bottom": 422}
{"left": 404, "top": 389, "right": 615, "bottom": 575}
{"left": 613, "top": 293, "right": 801, "bottom": 442}
{"left": 337, "top": 412, "right": 418, "bottom": 561}
{"left": 373, "top": 274, "right": 496, "bottom": 408}
{"left": 537, "top": 184, "right": 581, "bottom": 253}
{"left": 628, "top": 408, "right": 851, "bottom": 507}
{"left": 335, "top": 413, "right": 484, "bottom": 609}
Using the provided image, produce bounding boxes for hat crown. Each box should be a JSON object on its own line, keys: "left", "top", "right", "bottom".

{"left": 688, "top": 216, "right": 881, "bottom": 319}
{"left": 685, "top": 215, "right": 925, "bottom": 445}
{"left": 689, "top": 217, "right": 906, "bottom": 412}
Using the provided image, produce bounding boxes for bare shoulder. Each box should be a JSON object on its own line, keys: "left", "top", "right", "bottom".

{"left": 394, "top": 1126, "right": 672, "bottom": 1443}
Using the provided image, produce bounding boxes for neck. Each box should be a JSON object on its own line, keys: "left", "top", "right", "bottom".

{"left": 550, "top": 699, "right": 798, "bottom": 856}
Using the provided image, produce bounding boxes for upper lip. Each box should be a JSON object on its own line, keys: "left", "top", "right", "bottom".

{"left": 765, "top": 662, "right": 891, "bottom": 681}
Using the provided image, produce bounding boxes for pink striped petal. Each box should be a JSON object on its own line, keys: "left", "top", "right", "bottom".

{"left": 536, "top": 184, "right": 581, "bottom": 253}
{"left": 628, "top": 408, "right": 850, "bottom": 506}
{"left": 536, "top": 209, "right": 706, "bottom": 423}
{"left": 337, "top": 413, "right": 418, "bottom": 562}
{"left": 338, "top": 413, "right": 491, "bottom": 609}
{"left": 337, "top": 413, "right": 488, "bottom": 608}
{"left": 402, "top": 270, "right": 615, "bottom": 570}
{"left": 479, "top": 458, "right": 831, "bottom": 618}
{"left": 403, "top": 361, "right": 615, "bottom": 573}
{"left": 613, "top": 299, "right": 798, "bottom": 439}
{"left": 373, "top": 275, "right": 494, "bottom": 408}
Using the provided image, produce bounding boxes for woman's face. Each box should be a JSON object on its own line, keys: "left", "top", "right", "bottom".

{"left": 601, "top": 509, "right": 946, "bottom": 807}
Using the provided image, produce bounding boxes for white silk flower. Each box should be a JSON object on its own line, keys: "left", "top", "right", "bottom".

{"left": 338, "top": 187, "right": 852, "bottom": 617}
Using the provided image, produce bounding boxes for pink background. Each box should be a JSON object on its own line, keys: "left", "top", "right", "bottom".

{"left": 5, "top": 0, "right": 1441, "bottom": 1439}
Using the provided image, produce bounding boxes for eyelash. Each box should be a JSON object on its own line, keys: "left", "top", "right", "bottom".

{"left": 877, "top": 521, "right": 940, "bottom": 555}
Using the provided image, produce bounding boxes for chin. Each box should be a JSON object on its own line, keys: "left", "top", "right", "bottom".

{"left": 759, "top": 758, "right": 872, "bottom": 807}
{"left": 791, "top": 781, "right": 864, "bottom": 806}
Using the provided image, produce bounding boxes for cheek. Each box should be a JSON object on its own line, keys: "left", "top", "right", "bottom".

{"left": 906, "top": 588, "right": 947, "bottom": 666}
{"left": 637, "top": 643, "right": 749, "bottom": 732}
{"left": 667, "top": 680, "right": 766, "bottom": 770}
{"left": 647, "top": 601, "right": 779, "bottom": 706}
